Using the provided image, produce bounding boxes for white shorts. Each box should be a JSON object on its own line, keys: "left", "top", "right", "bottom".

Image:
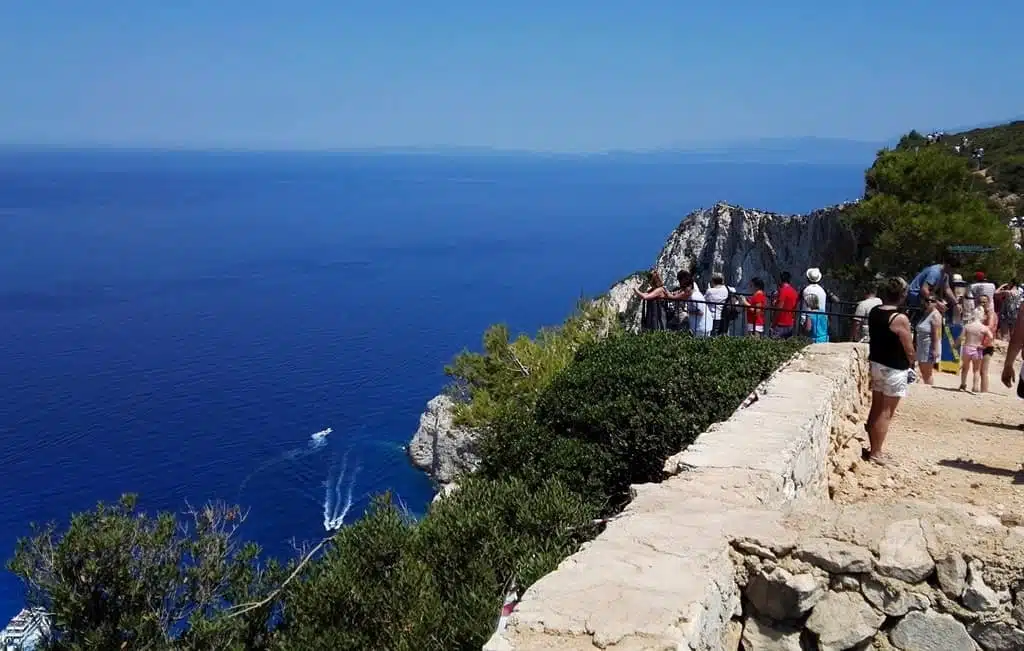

{"left": 870, "top": 362, "right": 909, "bottom": 398}
{"left": 746, "top": 323, "right": 764, "bottom": 333}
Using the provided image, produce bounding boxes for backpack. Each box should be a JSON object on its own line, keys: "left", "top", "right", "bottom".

{"left": 718, "top": 287, "right": 740, "bottom": 335}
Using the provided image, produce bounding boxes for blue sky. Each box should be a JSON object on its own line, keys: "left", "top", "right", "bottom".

{"left": 1, "top": 0, "right": 1021, "bottom": 152}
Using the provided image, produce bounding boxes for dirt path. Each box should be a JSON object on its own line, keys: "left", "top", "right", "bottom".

{"left": 833, "top": 350, "right": 1024, "bottom": 526}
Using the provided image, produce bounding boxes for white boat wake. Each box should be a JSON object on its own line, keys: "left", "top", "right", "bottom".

{"left": 323, "top": 453, "right": 359, "bottom": 531}
{"left": 238, "top": 426, "right": 359, "bottom": 531}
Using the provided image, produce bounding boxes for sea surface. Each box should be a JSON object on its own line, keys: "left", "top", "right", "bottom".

{"left": 0, "top": 151, "right": 865, "bottom": 618}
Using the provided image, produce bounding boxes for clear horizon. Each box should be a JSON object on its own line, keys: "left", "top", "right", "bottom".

{"left": 2, "top": 1, "right": 1022, "bottom": 152}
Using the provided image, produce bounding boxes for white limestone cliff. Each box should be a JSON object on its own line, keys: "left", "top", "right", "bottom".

{"left": 409, "top": 201, "right": 860, "bottom": 486}
{"left": 406, "top": 395, "right": 479, "bottom": 487}
{"left": 611, "top": 201, "right": 860, "bottom": 331}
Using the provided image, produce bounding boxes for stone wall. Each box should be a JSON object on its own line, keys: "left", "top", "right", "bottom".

{"left": 731, "top": 502, "right": 1024, "bottom": 650}
{"left": 485, "top": 343, "right": 870, "bottom": 650}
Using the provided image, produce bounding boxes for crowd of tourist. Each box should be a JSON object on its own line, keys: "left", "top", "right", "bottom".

{"left": 634, "top": 267, "right": 835, "bottom": 341}
{"left": 634, "top": 259, "right": 1024, "bottom": 466}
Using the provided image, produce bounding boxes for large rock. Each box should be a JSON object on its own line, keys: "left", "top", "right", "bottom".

{"left": 936, "top": 552, "right": 968, "bottom": 599}
{"left": 745, "top": 566, "right": 826, "bottom": 621}
{"left": 793, "top": 537, "right": 874, "bottom": 574}
{"left": 740, "top": 616, "right": 803, "bottom": 651}
{"left": 889, "top": 610, "right": 977, "bottom": 650}
{"left": 607, "top": 201, "right": 859, "bottom": 331}
{"left": 406, "top": 395, "right": 479, "bottom": 485}
{"left": 806, "top": 591, "right": 885, "bottom": 650}
{"left": 861, "top": 575, "right": 931, "bottom": 617}
{"left": 963, "top": 561, "right": 1001, "bottom": 612}
{"left": 876, "top": 519, "right": 936, "bottom": 584}
{"left": 970, "top": 619, "right": 1024, "bottom": 651}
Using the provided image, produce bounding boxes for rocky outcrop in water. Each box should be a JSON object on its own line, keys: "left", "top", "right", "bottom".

{"left": 409, "top": 201, "right": 859, "bottom": 486}
{"left": 406, "top": 395, "right": 479, "bottom": 486}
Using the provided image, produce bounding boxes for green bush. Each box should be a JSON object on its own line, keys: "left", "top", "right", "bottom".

{"left": 445, "top": 299, "right": 618, "bottom": 429}
{"left": 7, "top": 495, "right": 282, "bottom": 651}
{"left": 271, "top": 496, "right": 441, "bottom": 651}
{"left": 476, "top": 334, "right": 804, "bottom": 517}
{"left": 273, "top": 478, "right": 598, "bottom": 651}
{"left": 532, "top": 333, "right": 804, "bottom": 505}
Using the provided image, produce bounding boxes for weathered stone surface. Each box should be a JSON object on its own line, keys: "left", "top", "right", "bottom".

{"left": 723, "top": 618, "right": 743, "bottom": 650}
{"left": 876, "top": 519, "right": 936, "bottom": 584}
{"left": 964, "top": 561, "right": 1001, "bottom": 612}
{"left": 970, "top": 618, "right": 1024, "bottom": 651}
{"left": 733, "top": 537, "right": 779, "bottom": 561}
{"left": 793, "top": 537, "right": 874, "bottom": 574}
{"left": 746, "top": 567, "right": 826, "bottom": 621}
{"left": 861, "top": 575, "right": 930, "bottom": 616}
{"left": 832, "top": 574, "right": 861, "bottom": 591}
{"left": 406, "top": 395, "right": 479, "bottom": 485}
{"left": 806, "top": 591, "right": 884, "bottom": 650}
{"left": 936, "top": 552, "right": 968, "bottom": 599}
{"left": 889, "top": 610, "right": 977, "bottom": 650}
{"left": 430, "top": 481, "right": 460, "bottom": 504}
{"left": 740, "top": 616, "right": 803, "bottom": 651}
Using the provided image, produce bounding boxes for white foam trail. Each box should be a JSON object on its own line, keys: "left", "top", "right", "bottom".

{"left": 238, "top": 427, "right": 332, "bottom": 497}
{"left": 323, "top": 453, "right": 359, "bottom": 532}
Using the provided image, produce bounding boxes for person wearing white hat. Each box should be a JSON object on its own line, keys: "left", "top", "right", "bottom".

{"left": 801, "top": 267, "right": 827, "bottom": 328}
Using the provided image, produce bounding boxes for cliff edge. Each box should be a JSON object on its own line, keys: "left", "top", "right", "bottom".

{"left": 408, "top": 201, "right": 859, "bottom": 486}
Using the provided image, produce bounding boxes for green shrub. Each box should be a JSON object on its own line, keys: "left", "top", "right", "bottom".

{"left": 533, "top": 334, "right": 803, "bottom": 506}
{"left": 274, "top": 479, "right": 598, "bottom": 651}
{"left": 7, "top": 495, "right": 282, "bottom": 651}
{"left": 272, "top": 496, "right": 441, "bottom": 651}
{"left": 413, "top": 477, "right": 598, "bottom": 650}
{"left": 445, "top": 299, "right": 618, "bottom": 429}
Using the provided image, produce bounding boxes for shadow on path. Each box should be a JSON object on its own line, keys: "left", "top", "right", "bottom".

{"left": 964, "top": 417, "right": 1024, "bottom": 432}
{"left": 938, "top": 458, "right": 1024, "bottom": 485}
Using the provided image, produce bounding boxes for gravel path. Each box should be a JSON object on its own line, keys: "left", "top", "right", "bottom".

{"left": 834, "top": 349, "right": 1024, "bottom": 526}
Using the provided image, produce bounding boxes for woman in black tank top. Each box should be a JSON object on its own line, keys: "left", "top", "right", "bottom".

{"left": 868, "top": 307, "right": 910, "bottom": 371}
{"left": 865, "top": 277, "right": 916, "bottom": 466}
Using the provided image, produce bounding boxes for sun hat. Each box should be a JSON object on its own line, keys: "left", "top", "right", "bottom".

{"left": 805, "top": 268, "right": 822, "bottom": 283}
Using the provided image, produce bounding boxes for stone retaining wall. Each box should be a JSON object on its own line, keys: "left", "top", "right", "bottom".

{"left": 731, "top": 501, "right": 1024, "bottom": 650}
{"left": 485, "top": 343, "right": 870, "bottom": 650}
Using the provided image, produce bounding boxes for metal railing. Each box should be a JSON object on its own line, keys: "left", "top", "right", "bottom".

{"left": 639, "top": 295, "right": 872, "bottom": 342}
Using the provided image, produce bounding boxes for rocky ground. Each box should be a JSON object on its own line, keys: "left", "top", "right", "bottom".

{"left": 833, "top": 347, "right": 1024, "bottom": 526}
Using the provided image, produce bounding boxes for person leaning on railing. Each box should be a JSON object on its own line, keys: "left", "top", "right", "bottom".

{"left": 634, "top": 270, "right": 670, "bottom": 332}
{"left": 665, "top": 273, "right": 713, "bottom": 337}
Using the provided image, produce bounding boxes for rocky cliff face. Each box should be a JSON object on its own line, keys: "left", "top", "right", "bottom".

{"left": 409, "top": 201, "right": 859, "bottom": 487}
{"left": 612, "top": 201, "right": 859, "bottom": 330}
{"left": 406, "top": 395, "right": 480, "bottom": 486}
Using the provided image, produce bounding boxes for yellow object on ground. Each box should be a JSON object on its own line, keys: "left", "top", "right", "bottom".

{"left": 939, "top": 323, "right": 961, "bottom": 374}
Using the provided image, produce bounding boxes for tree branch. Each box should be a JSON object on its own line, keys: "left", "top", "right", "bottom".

{"left": 226, "top": 532, "right": 336, "bottom": 619}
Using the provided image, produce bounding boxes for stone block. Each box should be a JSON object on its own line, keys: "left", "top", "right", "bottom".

{"left": 876, "top": 519, "right": 935, "bottom": 584}
{"left": 806, "top": 591, "right": 885, "bottom": 650}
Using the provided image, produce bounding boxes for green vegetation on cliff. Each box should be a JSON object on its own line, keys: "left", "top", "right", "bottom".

{"left": 839, "top": 122, "right": 1021, "bottom": 285}
{"left": 444, "top": 299, "right": 617, "bottom": 429}
{"left": 9, "top": 334, "right": 802, "bottom": 650}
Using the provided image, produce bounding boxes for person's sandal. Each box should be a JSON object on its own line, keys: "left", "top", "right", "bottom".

{"left": 868, "top": 453, "right": 891, "bottom": 466}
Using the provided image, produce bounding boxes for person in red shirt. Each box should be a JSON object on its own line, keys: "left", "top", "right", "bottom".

{"left": 772, "top": 271, "right": 799, "bottom": 339}
{"left": 743, "top": 277, "right": 767, "bottom": 336}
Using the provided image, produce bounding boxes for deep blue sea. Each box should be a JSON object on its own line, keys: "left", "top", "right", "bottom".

{"left": 0, "top": 151, "right": 864, "bottom": 618}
